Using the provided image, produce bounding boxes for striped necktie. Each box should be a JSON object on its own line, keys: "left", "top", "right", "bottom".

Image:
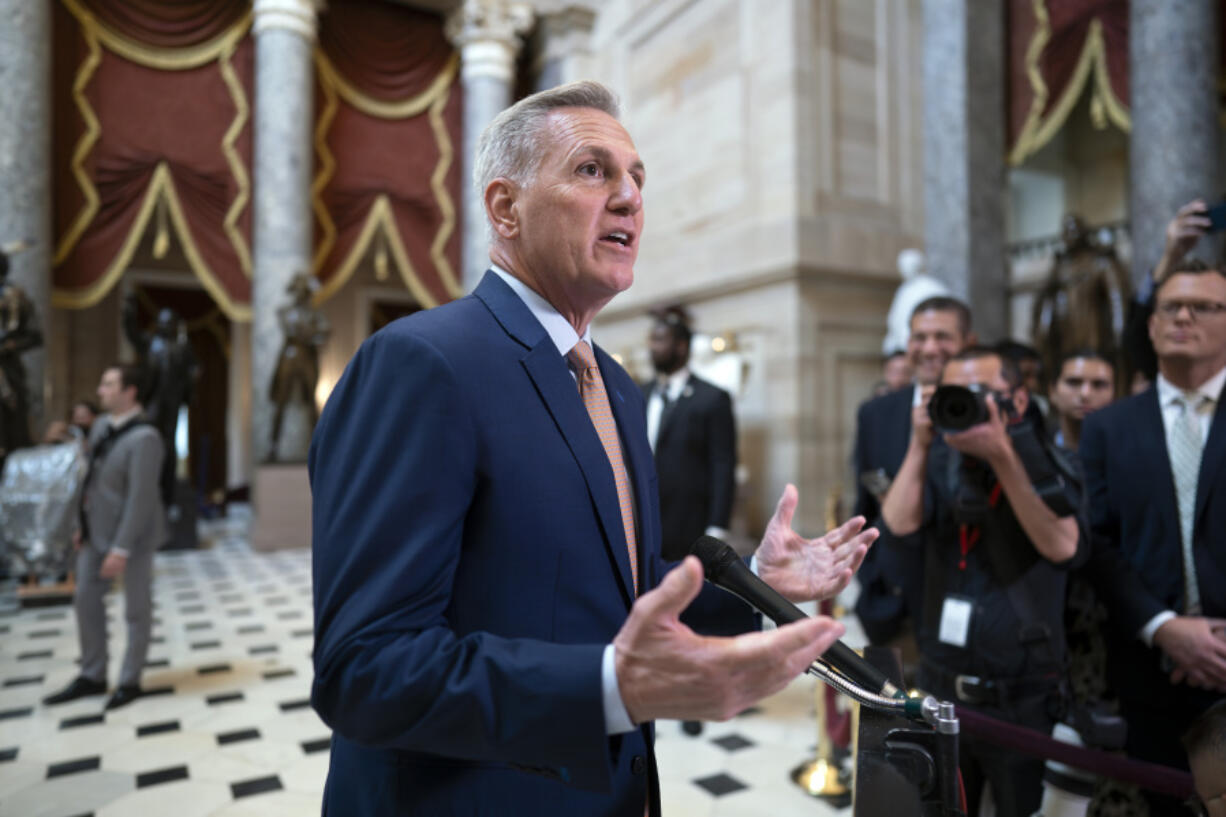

{"left": 568, "top": 341, "right": 639, "bottom": 594}
{"left": 1169, "top": 391, "right": 1207, "bottom": 615}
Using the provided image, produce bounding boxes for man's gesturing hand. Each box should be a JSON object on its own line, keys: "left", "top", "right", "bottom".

{"left": 614, "top": 557, "right": 844, "bottom": 725}
{"left": 755, "top": 484, "right": 877, "bottom": 603}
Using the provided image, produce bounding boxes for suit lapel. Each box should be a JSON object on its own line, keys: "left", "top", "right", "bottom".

{"left": 656, "top": 375, "right": 689, "bottom": 449}
{"left": 476, "top": 271, "right": 637, "bottom": 605}
{"left": 1194, "top": 390, "right": 1226, "bottom": 527}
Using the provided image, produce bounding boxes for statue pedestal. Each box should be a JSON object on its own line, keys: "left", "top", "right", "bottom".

{"left": 252, "top": 463, "right": 311, "bottom": 552}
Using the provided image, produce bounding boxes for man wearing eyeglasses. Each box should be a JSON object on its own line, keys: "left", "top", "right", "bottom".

{"left": 1081, "top": 257, "right": 1226, "bottom": 815}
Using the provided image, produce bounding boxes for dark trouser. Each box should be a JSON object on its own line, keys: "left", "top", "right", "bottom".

{"left": 919, "top": 668, "right": 1054, "bottom": 817}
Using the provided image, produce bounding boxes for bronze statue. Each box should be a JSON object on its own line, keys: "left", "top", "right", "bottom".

{"left": 0, "top": 243, "right": 43, "bottom": 468}
{"left": 122, "top": 292, "right": 199, "bottom": 505}
{"left": 1031, "top": 214, "right": 1132, "bottom": 387}
{"left": 268, "top": 273, "right": 330, "bottom": 462}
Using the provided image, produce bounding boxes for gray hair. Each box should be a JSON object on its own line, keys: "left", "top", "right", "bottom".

{"left": 473, "top": 80, "right": 621, "bottom": 200}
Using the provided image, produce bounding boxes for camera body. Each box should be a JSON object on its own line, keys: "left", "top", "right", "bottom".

{"left": 927, "top": 384, "right": 1014, "bottom": 434}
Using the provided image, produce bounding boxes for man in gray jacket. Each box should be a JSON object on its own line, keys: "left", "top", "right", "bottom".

{"left": 43, "top": 364, "right": 166, "bottom": 710}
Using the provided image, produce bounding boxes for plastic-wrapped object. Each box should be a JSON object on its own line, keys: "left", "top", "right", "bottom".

{"left": 0, "top": 442, "right": 87, "bottom": 578}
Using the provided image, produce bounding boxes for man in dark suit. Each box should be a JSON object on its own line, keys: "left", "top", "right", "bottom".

{"left": 1081, "top": 258, "right": 1226, "bottom": 814}
{"left": 308, "top": 81, "right": 876, "bottom": 817}
{"left": 642, "top": 307, "right": 736, "bottom": 562}
{"left": 43, "top": 364, "right": 165, "bottom": 711}
{"left": 852, "top": 297, "right": 974, "bottom": 644}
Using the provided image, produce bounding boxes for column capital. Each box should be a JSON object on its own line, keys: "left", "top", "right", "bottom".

{"left": 253, "top": 0, "right": 322, "bottom": 41}
{"left": 445, "top": 0, "right": 534, "bottom": 83}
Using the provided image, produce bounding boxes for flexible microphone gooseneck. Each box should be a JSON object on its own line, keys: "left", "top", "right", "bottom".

{"left": 689, "top": 535, "right": 903, "bottom": 700}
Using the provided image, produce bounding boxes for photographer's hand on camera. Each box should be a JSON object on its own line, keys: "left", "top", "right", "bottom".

{"left": 941, "top": 392, "right": 1012, "bottom": 465}
{"left": 880, "top": 386, "right": 936, "bottom": 538}
{"left": 1154, "top": 615, "right": 1226, "bottom": 692}
{"left": 1155, "top": 199, "right": 1210, "bottom": 284}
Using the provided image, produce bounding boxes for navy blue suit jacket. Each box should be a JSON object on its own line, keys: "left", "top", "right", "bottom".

{"left": 1079, "top": 386, "right": 1226, "bottom": 753}
{"left": 309, "top": 272, "right": 719, "bottom": 815}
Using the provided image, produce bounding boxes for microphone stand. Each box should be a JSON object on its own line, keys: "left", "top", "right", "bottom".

{"left": 808, "top": 659, "right": 964, "bottom": 817}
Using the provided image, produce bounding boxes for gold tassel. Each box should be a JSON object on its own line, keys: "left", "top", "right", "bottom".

{"left": 153, "top": 193, "right": 170, "bottom": 259}
{"left": 1090, "top": 90, "right": 1107, "bottom": 130}
{"left": 374, "top": 230, "right": 389, "bottom": 281}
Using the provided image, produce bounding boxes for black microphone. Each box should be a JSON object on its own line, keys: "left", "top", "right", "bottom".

{"left": 690, "top": 535, "right": 901, "bottom": 699}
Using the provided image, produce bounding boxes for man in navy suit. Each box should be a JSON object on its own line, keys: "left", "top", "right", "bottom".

{"left": 1081, "top": 258, "right": 1226, "bottom": 814}
{"left": 308, "top": 81, "right": 876, "bottom": 816}
{"left": 852, "top": 297, "right": 973, "bottom": 645}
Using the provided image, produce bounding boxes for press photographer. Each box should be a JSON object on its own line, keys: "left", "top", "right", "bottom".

{"left": 881, "top": 346, "right": 1086, "bottom": 817}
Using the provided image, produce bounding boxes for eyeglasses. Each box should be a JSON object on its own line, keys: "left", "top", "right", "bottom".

{"left": 1155, "top": 300, "right": 1226, "bottom": 319}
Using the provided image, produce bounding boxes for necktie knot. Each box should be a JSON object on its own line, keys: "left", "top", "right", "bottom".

{"left": 568, "top": 340, "right": 597, "bottom": 373}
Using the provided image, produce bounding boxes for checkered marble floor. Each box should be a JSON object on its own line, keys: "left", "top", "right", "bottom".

{"left": 0, "top": 515, "right": 853, "bottom": 816}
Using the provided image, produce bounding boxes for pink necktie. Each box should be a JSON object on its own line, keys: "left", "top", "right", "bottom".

{"left": 567, "top": 341, "right": 639, "bottom": 594}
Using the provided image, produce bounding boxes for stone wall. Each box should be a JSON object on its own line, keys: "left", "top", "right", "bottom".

{"left": 573, "top": 0, "right": 924, "bottom": 534}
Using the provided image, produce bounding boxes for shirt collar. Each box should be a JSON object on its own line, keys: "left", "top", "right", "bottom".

{"left": 108, "top": 406, "right": 142, "bottom": 430}
{"left": 490, "top": 265, "right": 591, "bottom": 357}
{"left": 1156, "top": 364, "right": 1226, "bottom": 406}
{"left": 657, "top": 366, "right": 690, "bottom": 393}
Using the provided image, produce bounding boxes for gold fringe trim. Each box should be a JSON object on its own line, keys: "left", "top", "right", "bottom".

{"left": 1009, "top": 3, "right": 1130, "bottom": 166}
{"left": 52, "top": 162, "right": 253, "bottom": 322}
{"left": 315, "top": 50, "right": 458, "bottom": 120}
{"left": 61, "top": 0, "right": 250, "bottom": 71}
{"left": 313, "top": 195, "right": 439, "bottom": 309}
{"left": 311, "top": 50, "right": 461, "bottom": 304}
{"left": 54, "top": 0, "right": 254, "bottom": 310}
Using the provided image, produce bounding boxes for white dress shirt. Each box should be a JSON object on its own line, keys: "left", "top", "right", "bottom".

{"left": 489, "top": 266, "right": 637, "bottom": 734}
{"left": 646, "top": 367, "right": 690, "bottom": 452}
{"left": 1138, "top": 364, "right": 1226, "bottom": 646}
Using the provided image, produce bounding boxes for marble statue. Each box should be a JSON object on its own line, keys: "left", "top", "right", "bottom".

{"left": 883, "top": 248, "right": 950, "bottom": 355}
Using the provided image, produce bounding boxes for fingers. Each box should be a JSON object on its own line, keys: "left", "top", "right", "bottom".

{"left": 635, "top": 556, "right": 704, "bottom": 624}
{"left": 772, "top": 484, "right": 799, "bottom": 531}
{"left": 825, "top": 516, "right": 866, "bottom": 546}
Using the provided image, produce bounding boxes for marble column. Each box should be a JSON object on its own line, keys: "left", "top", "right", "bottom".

{"left": 921, "top": 0, "right": 1007, "bottom": 337}
{"left": 446, "top": 0, "right": 533, "bottom": 291}
{"left": 0, "top": 0, "right": 52, "bottom": 433}
{"left": 532, "top": 5, "right": 597, "bottom": 92}
{"left": 251, "top": 0, "right": 317, "bottom": 464}
{"left": 1129, "top": 0, "right": 1219, "bottom": 288}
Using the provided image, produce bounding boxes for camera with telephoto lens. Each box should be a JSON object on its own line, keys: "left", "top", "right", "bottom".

{"left": 928, "top": 384, "right": 1014, "bottom": 434}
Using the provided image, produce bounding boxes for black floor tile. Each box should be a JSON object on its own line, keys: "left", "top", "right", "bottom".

{"left": 0, "top": 746, "right": 17, "bottom": 762}
{"left": 149, "top": 636, "right": 166, "bottom": 644}
{"left": 248, "top": 645, "right": 278, "bottom": 655}
{"left": 191, "top": 640, "right": 222, "bottom": 650}
{"left": 28, "top": 629, "right": 61, "bottom": 639}
{"left": 276, "top": 610, "right": 303, "bottom": 620}
{"left": 736, "top": 706, "right": 763, "bottom": 718}
{"left": 227, "top": 608, "right": 253, "bottom": 617}
{"left": 61, "top": 714, "right": 105, "bottom": 730}
{"left": 261, "top": 668, "right": 295, "bottom": 680}
{"left": 144, "top": 658, "right": 170, "bottom": 669}
{"left": 198, "top": 663, "right": 232, "bottom": 675}
{"left": 237, "top": 624, "right": 265, "bottom": 634}
{"left": 693, "top": 772, "right": 748, "bottom": 797}
{"left": 0, "top": 707, "right": 34, "bottom": 721}
{"left": 291, "top": 628, "right": 313, "bottom": 638}
{"left": 137, "top": 720, "right": 180, "bottom": 737}
{"left": 711, "top": 734, "right": 755, "bottom": 752}
{"left": 143, "top": 685, "right": 174, "bottom": 698}
{"left": 175, "top": 591, "right": 200, "bottom": 601}
{"left": 16, "top": 650, "right": 53, "bottom": 661}
{"left": 301, "top": 737, "right": 331, "bottom": 754}
{"left": 136, "top": 764, "right": 189, "bottom": 788}
{"left": 179, "top": 604, "right": 205, "bottom": 615}
{"left": 217, "top": 728, "right": 260, "bottom": 745}
{"left": 35, "top": 611, "right": 67, "bottom": 621}
{"left": 231, "top": 774, "right": 283, "bottom": 799}
{"left": 219, "top": 594, "right": 243, "bottom": 604}
{"left": 47, "top": 756, "right": 101, "bottom": 778}
{"left": 185, "top": 621, "right": 213, "bottom": 631}
{"left": 279, "top": 698, "right": 310, "bottom": 712}
{"left": 264, "top": 596, "right": 289, "bottom": 606}
{"left": 207, "top": 692, "right": 245, "bottom": 706}
{"left": 3, "top": 674, "right": 44, "bottom": 687}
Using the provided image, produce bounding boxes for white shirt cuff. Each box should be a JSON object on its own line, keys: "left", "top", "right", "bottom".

{"left": 1139, "top": 611, "right": 1177, "bottom": 647}
{"left": 704, "top": 526, "right": 730, "bottom": 540}
{"left": 749, "top": 555, "right": 760, "bottom": 576}
{"left": 602, "top": 644, "right": 635, "bottom": 734}
{"left": 109, "top": 547, "right": 130, "bottom": 558}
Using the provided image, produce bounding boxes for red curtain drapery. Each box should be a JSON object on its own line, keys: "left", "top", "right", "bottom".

{"left": 312, "top": 0, "right": 463, "bottom": 308}
{"left": 52, "top": 0, "right": 254, "bottom": 319}
{"left": 1007, "top": 0, "right": 1129, "bottom": 166}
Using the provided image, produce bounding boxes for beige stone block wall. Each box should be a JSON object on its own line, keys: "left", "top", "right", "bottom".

{"left": 580, "top": 0, "right": 924, "bottom": 536}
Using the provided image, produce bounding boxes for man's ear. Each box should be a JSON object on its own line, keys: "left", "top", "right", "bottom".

{"left": 485, "top": 178, "right": 520, "bottom": 239}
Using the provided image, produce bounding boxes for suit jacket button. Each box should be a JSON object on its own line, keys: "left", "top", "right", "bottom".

{"left": 631, "top": 755, "right": 646, "bottom": 775}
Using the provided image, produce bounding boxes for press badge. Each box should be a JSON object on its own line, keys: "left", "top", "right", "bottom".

{"left": 938, "top": 596, "right": 973, "bottom": 648}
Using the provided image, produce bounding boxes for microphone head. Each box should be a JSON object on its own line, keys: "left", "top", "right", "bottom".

{"left": 688, "top": 535, "right": 741, "bottom": 582}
